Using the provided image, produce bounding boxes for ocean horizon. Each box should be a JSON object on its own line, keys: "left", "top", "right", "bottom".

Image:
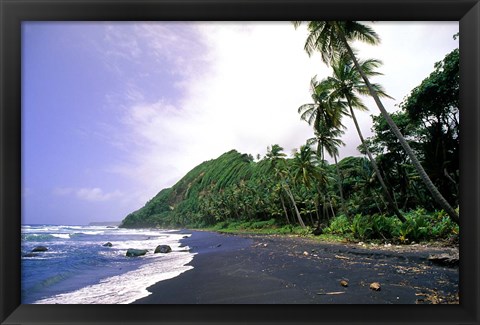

{"left": 21, "top": 224, "right": 195, "bottom": 304}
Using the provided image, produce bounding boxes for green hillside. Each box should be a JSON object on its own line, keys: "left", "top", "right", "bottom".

{"left": 120, "top": 149, "right": 264, "bottom": 228}
{"left": 119, "top": 46, "right": 459, "bottom": 244}
{"left": 119, "top": 146, "right": 458, "bottom": 244}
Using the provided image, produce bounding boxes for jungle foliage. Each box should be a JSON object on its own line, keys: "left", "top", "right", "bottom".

{"left": 120, "top": 31, "right": 459, "bottom": 243}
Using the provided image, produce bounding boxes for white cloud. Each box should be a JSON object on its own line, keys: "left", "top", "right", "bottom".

{"left": 76, "top": 188, "right": 123, "bottom": 202}
{"left": 103, "top": 23, "right": 328, "bottom": 200}
{"left": 99, "top": 21, "right": 459, "bottom": 206}
{"left": 336, "top": 21, "right": 459, "bottom": 159}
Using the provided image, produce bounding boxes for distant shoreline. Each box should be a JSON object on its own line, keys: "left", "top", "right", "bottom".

{"left": 133, "top": 230, "right": 459, "bottom": 304}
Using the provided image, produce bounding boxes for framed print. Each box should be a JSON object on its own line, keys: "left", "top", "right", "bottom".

{"left": 1, "top": 0, "right": 479, "bottom": 324}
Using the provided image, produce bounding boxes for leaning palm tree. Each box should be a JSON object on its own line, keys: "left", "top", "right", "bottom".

{"left": 298, "top": 77, "right": 346, "bottom": 128}
{"left": 291, "top": 144, "right": 329, "bottom": 224}
{"left": 298, "top": 77, "right": 349, "bottom": 217}
{"left": 326, "top": 54, "right": 405, "bottom": 222}
{"left": 294, "top": 21, "right": 459, "bottom": 224}
{"left": 307, "top": 117, "right": 348, "bottom": 217}
{"left": 266, "top": 145, "right": 306, "bottom": 228}
{"left": 290, "top": 145, "right": 321, "bottom": 189}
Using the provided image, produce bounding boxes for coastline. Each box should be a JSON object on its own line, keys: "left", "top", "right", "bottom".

{"left": 133, "top": 230, "right": 459, "bottom": 304}
{"left": 21, "top": 226, "right": 197, "bottom": 304}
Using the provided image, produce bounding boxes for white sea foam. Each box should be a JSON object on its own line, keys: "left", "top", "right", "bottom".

{"left": 109, "top": 233, "right": 188, "bottom": 250}
{"left": 34, "top": 250, "right": 195, "bottom": 304}
{"left": 72, "top": 231, "right": 105, "bottom": 235}
{"left": 32, "top": 230, "right": 195, "bottom": 304}
{"left": 51, "top": 234, "right": 70, "bottom": 239}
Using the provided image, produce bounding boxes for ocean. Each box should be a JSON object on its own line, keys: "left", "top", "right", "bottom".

{"left": 21, "top": 225, "right": 195, "bottom": 304}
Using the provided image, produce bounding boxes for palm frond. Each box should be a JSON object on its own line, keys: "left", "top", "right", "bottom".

{"left": 346, "top": 21, "right": 381, "bottom": 45}
{"left": 292, "top": 21, "right": 304, "bottom": 29}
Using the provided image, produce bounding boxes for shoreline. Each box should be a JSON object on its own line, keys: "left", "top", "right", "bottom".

{"left": 132, "top": 230, "right": 459, "bottom": 304}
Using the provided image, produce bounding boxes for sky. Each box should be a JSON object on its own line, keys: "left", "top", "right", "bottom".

{"left": 21, "top": 21, "right": 459, "bottom": 225}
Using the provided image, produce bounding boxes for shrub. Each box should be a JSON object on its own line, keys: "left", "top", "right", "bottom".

{"left": 250, "top": 218, "right": 277, "bottom": 229}
{"left": 212, "top": 221, "right": 228, "bottom": 230}
{"left": 370, "top": 214, "right": 399, "bottom": 240}
{"left": 293, "top": 226, "right": 312, "bottom": 237}
{"left": 325, "top": 215, "right": 351, "bottom": 235}
{"left": 277, "top": 224, "right": 295, "bottom": 234}
{"left": 430, "top": 210, "right": 459, "bottom": 239}
{"left": 398, "top": 212, "right": 422, "bottom": 243}
{"left": 351, "top": 214, "right": 374, "bottom": 240}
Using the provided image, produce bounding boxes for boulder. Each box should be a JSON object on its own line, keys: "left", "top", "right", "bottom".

{"left": 312, "top": 226, "right": 324, "bottom": 236}
{"left": 103, "top": 242, "right": 113, "bottom": 247}
{"left": 154, "top": 245, "right": 172, "bottom": 254}
{"left": 428, "top": 253, "right": 459, "bottom": 267}
{"left": 32, "top": 246, "right": 48, "bottom": 252}
{"left": 126, "top": 248, "right": 148, "bottom": 257}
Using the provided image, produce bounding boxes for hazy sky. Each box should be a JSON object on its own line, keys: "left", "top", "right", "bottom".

{"left": 22, "top": 21, "right": 459, "bottom": 225}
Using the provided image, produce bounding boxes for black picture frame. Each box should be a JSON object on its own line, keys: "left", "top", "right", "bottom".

{"left": 1, "top": 0, "right": 478, "bottom": 324}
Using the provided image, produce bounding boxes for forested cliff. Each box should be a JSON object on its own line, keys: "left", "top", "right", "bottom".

{"left": 120, "top": 44, "right": 459, "bottom": 238}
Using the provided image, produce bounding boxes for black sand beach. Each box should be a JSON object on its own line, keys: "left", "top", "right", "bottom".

{"left": 133, "top": 230, "right": 458, "bottom": 304}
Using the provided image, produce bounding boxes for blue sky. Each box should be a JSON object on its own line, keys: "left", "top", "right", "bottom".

{"left": 22, "top": 22, "right": 459, "bottom": 225}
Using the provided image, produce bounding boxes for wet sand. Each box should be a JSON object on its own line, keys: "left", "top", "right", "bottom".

{"left": 133, "top": 230, "right": 458, "bottom": 304}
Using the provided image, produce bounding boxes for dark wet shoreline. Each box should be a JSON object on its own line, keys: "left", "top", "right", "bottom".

{"left": 133, "top": 230, "right": 458, "bottom": 304}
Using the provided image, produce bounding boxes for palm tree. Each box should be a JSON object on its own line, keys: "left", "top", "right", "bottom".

{"left": 298, "top": 78, "right": 349, "bottom": 217}
{"left": 326, "top": 54, "right": 406, "bottom": 222}
{"left": 290, "top": 145, "right": 324, "bottom": 225}
{"left": 294, "top": 21, "right": 459, "bottom": 224}
{"left": 266, "top": 145, "right": 306, "bottom": 228}
{"left": 307, "top": 118, "right": 347, "bottom": 217}
{"left": 290, "top": 145, "right": 321, "bottom": 188}
{"left": 292, "top": 144, "right": 337, "bottom": 226}
{"left": 298, "top": 77, "right": 345, "bottom": 128}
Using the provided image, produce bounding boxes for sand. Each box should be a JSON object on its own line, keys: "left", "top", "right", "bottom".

{"left": 132, "top": 230, "right": 458, "bottom": 304}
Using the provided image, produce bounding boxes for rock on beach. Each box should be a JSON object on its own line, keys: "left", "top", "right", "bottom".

{"left": 126, "top": 248, "right": 148, "bottom": 257}
{"left": 154, "top": 245, "right": 172, "bottom": 254}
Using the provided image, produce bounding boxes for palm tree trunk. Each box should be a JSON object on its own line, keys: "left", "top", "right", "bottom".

{"left": 308, "top": 212, "right": 315, "bottom": 227}
{"left": 329, "top": 197, "right": 336, "bottom": 218}
{"left": 322, "top": 194, "right": 328, "bottom": 222}
{"left": 279, "top": 195, "right": 290, "bottom": 224}
{"left": 333, "top": 154, "right": 348, "bottom": 217}
{"left": 314, "top": 200, "right": 321, "bottom": 223}
{"left": 340, "top": 34, "right": 459, "bottom": 225}
{"left": 283, "top": 184, "right": 306, "bottom": 228}
{"left": 347, "top": 100, "right": 406, "bottom": 222}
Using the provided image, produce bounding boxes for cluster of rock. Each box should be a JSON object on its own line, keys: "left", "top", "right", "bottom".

{"left": 101, "top": 242, "right": 174, "bottom": 257}
{"left": 124, "top": 245, "right": 172, "bottom": 257}
{"left": 25, "top": 242, "right": 177, "bottom": 258}
{"left": 427, "top": 253, "right": 459, "bottom": 267}
{"left": 25, "top": 243, "right": 179, "bottom": 258}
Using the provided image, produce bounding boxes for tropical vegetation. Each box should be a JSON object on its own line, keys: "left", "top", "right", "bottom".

{"left": 120, "top": 22, "right": 459, "bottom": 244}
